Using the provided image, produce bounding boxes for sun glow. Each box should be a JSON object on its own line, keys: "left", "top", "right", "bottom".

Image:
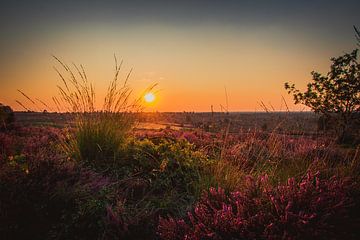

{"left": 144, "top": 92, "right": 155, "bottom": 103}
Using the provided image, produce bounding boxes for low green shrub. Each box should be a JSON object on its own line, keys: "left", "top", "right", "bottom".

{"left": 100, "top": 138, "right": 213, "bottom": 238}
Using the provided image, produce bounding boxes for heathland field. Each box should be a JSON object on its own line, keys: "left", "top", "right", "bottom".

{"left": 2, "top": 6, "right": 360, "bottom": 238}
{"left": 1, "top": 110, "right": 359, "bottom": 239}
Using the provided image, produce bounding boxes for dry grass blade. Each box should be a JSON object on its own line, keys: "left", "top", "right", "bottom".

{"left": 281, "top": 95, "right": 290, "bottom": 112}
{"left": 17, "top": 89, "right": 41, "bottom": 111}
{"left": 15, "top": 100, "right": 31, "bottom": 111}
{"left": 36, "top": 98, "right": 53, "bottom": 111}
{"left": 52, "top": 96, "right": 61, "bottom": 112}
{"left": 17, "top": 90, "right": 35, "bottom": 105}
{"left": 53, "top": 57, "right": 96, "bottom": 113}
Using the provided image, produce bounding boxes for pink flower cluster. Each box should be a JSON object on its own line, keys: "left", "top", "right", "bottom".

{"left": 0, "top": 126, "right": 62, "bottom": 161}
{"left": 158, "top": 172, "right": 353, "bottom": 240}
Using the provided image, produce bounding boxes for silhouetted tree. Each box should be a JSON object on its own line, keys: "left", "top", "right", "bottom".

{"left": 285, "top": 50, "right": 360, "bottom": 143}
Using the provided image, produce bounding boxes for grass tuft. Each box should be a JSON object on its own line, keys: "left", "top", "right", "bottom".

{"left": 53, "top": 55, "right": 154, "bottom": 168}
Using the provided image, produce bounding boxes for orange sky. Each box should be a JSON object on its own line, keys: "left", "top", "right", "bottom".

{"left": 1, "top": 1, "right": 359, "bottom": 112}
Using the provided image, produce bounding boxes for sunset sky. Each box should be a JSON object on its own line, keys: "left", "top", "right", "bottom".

{"left": 1, "top": 0, "right": 360, "bottom": 112}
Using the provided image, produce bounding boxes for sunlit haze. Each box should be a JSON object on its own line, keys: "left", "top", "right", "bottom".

{"left": 1, "top": 0, "right": 359, "bottom": 112}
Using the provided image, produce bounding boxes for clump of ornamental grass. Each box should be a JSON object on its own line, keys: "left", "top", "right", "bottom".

{"left": 53, "top": 56, "right": 153, "bottom": 169}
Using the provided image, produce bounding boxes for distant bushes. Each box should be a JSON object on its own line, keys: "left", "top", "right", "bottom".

{"left": 0, "top": 103, "right": 14, "bottom": 130}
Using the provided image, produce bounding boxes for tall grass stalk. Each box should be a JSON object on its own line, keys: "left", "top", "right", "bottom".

{"left": 54, "top": 55, "right": 154, "bottom": 168}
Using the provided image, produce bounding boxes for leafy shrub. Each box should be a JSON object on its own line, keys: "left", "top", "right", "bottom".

{"left": 158, "top": 172, "right": 355, "bottom": 240}
{"left": 101, "top": 138, "right": 212, "bottom": 238}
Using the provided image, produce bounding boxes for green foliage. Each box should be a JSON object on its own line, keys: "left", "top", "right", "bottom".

{"left": 119, "top": 139, "right": 211, "bottom": 212}
{"left": 94, "top": 138, "right": 213, "bottom": 238}
{"left": 285, "top": 49, "right": 360, "bottom": 143}
{"left": 285, "top": 49, "right": 360, "bottom": 114}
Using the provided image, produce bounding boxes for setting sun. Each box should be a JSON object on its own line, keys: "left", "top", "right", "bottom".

{"left": 144, "top": 92, "right": 155, "bottom": 103}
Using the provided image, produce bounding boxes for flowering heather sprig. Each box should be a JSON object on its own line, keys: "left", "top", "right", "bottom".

{"left": 158, "top": 172, "right": 353, "bottom": 240}
{"left": 105, "top": 201, "right": 129, "bottom": 238}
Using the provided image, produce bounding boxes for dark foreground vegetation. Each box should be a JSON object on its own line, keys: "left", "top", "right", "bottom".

{"left": 1, "top": 120, "right": 360, "bottom": 239}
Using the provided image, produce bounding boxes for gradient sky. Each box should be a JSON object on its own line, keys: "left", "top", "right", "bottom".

{"left": 1, "top": 0, "right": 360, "bottom": 112}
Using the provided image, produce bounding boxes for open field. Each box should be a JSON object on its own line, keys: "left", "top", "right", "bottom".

{"left": 14, "top": 111, "right": 319, "bottom": 134}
